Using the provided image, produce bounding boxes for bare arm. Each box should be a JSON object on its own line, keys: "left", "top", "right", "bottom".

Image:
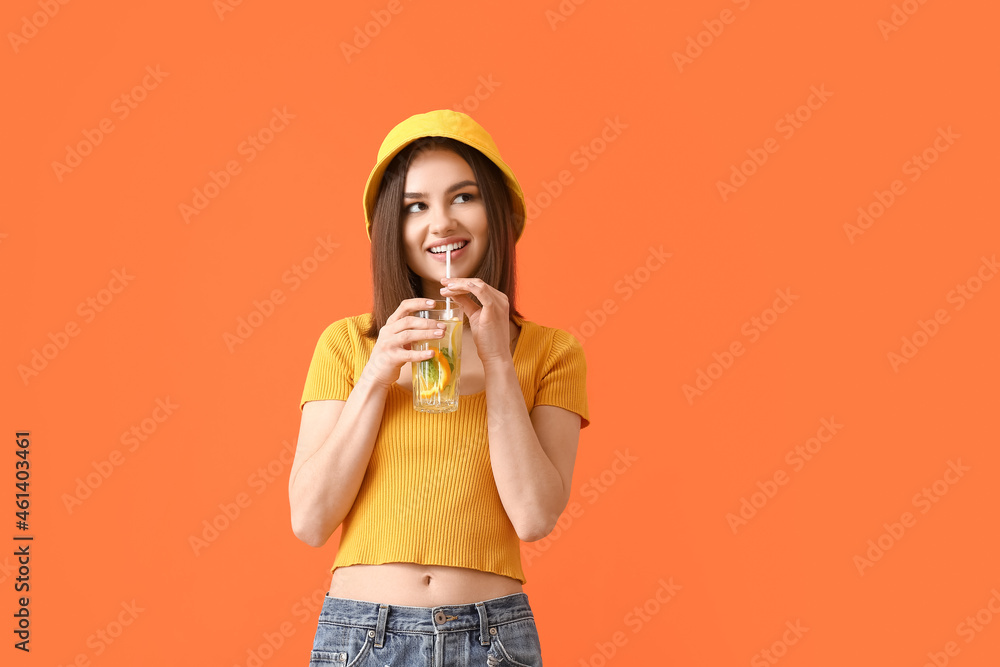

{"left": 288, "top": 366, "right": 390, "bottom": 547}
{"left": 483, "top": 355, "right": 580, "bottom": 542}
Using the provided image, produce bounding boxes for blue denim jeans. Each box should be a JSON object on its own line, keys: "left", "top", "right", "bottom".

{"left": 308, "top": 591, "right": 543, "bottom": 666}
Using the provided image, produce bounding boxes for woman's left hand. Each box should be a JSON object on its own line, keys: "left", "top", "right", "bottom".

{"left": 439, "top": 277, "right": 511, "bottom": 365}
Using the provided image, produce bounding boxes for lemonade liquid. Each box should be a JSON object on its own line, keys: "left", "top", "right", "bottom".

{"left": 413, "top": 316, "right": 462, "bottom": 413}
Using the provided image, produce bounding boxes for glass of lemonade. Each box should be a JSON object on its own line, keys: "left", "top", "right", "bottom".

{"left": 411, "top": 299, "right": 463, "bottom": 413}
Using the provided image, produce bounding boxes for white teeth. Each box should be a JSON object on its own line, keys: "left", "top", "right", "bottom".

{"left": 429, "top": 241, "right": 468, "bottom": 254}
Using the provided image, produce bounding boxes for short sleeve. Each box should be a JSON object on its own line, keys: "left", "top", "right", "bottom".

{"left": 300, "top": 318, "right": 355, "bottom": 410}
{"left": 534, "top": 329, "right": 590, "bottom": 429}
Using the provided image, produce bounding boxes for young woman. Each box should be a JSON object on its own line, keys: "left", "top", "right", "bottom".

{"left": 289, "top": 109, "right": 590, "bottom": 666}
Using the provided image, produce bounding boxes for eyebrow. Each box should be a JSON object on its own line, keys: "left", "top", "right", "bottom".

{"left": 403, "top": 180, "right": 478, "bottom": 199}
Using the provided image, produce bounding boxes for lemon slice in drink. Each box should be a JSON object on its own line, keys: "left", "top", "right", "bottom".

{"left": 418, "top": 348, "right": 452, "bottom": 399}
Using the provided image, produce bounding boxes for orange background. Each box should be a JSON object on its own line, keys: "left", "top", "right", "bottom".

{"left": 4, "top": 0, "right": 999, "bottom": 665}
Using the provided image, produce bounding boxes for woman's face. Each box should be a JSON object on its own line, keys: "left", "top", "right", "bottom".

{"left": 401, "top": 147, "right": 489, "bottom": 298}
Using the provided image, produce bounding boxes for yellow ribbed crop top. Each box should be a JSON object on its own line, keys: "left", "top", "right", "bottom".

{"left": 299, "top": 313, "right": 590, "bottom": 585}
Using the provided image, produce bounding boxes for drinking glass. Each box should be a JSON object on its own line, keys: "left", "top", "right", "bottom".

{"left": 411, "top": 300, "right": 463, "bottom": 413}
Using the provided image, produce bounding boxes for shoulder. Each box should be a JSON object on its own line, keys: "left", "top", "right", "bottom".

{"left": 521, "top": 318, "right": 583, "bottom": 346}
{"left": 520, "top": 319, "right": 586, "bottom": 365}
{"left": 315, "top": 313, "right": 373, "bottom": 345}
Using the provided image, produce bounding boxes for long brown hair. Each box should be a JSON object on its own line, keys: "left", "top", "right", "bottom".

{"left": 363, "top": 136, "right": 522, "bottom": 340}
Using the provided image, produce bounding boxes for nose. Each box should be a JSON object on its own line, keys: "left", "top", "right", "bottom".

{"left": 428, "top": 201, "right": 457, "bottom": 235}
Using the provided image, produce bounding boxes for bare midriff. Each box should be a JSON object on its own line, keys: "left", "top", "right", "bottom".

{"left": 328, "top": 563, "right": 524, "bottom": 606}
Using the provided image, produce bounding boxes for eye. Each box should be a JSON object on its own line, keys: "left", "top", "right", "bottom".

{"left": 405, "top": 193, "right": 473, "bottom": 214}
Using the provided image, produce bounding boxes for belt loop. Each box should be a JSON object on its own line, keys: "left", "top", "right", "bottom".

{"left": 476, "top": 601, "right": 490, "bottom": 646}
{"left": 374, "top": 604, "right": 389, "bottom": 648}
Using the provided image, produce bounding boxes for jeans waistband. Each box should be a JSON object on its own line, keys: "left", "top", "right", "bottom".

{"left": 318, "top": 592, "right": 534, "bottom": 648}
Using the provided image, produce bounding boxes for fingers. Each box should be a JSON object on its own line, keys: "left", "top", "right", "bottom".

{"left": 370, "top": 302, "right": 442, "bottom": 385}
{"left": 440, "top": 280, "right": 480, "bottom": 308}
{"left": 387, "top": 297, "right": 437, "bottom": 326}
{"left": 440, "top": 278, "right": 497, "bottom": 301}
{"left": 409, "top": 347, "right": 437, "bottom": 362}
{"left": 397, "top": 314, "right": 445, "bottom": 335}
{"left": 386, "top": 305, "right": 447, "bottom": 351}
{"left": 441, "top": 279, "right": 507, "bottom": 316}
{"left": 397, "top": 316, "right": 441, "bottom": 363}
{"left": 440, "top": 277, "right": 483, "bottom": 293}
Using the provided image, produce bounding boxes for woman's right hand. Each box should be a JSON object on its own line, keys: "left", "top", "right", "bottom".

{"left": 364, "top": 299, "right": 447, "bottom": 388}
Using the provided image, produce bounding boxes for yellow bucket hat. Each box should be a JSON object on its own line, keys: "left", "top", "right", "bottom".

{"left": 362, "top": 109, "right": 526, "bottom": 243}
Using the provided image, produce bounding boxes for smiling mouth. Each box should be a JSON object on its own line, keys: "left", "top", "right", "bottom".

{"left": 428, "top": 240, "right": 469, "bottom": 254}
